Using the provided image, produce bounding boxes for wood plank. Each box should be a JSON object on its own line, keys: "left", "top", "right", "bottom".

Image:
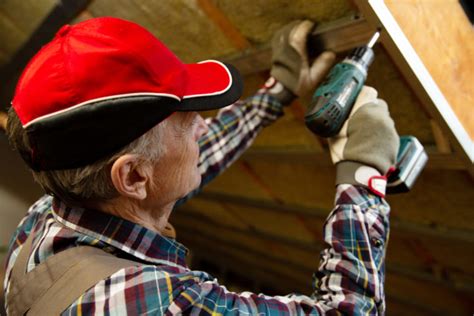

{"left": 221, "top": 15, "right": 373, "bottom": 76}
{"left": 354, "top": 0, "right": 474, "bottom": 164}
{"left": 384, "top": 0, "right": 474, "bottom": 145}
{"left": 176, "top": 207, "right": 474, "bottom": 293}
{"left": 430, "top": 120, "right": 452, "bottom": 154}
{"left": 242, "top": 146, "right": 466, "bottom": 170}
{"left": 196, "top": 187, "right": 474, "bottom": 243}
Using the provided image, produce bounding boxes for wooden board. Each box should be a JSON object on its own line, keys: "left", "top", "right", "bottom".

{"left": 385, "top": 0, "right": 474, "bottom": 143}
{"left": 355, "top": 0, "right": 474, "bottom": 163}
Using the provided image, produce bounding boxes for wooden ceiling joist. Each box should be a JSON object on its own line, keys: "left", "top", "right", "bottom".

{"left": 174, "top": 209, "right": 321, "bottom": 251}
{"left": 175, "top": 220, "right": 474, "bottom": 296}
{"left": 242, "top": 146, "right": 466, "bottom": 170}
{"left": 188, "top": 241, "right": 453, "bottom": 316}
{"left": 195, "top": 191, "right": 474, "bottom": 244}
{"left": 221, "top": 14, "right": 373, "bottom": 76}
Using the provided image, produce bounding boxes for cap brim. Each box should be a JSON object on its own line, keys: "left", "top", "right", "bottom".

{"left": 179, "top": 61, "right": 243, "bottom": 111}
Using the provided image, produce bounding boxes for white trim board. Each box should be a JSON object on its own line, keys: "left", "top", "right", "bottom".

{"left": 355, "top": 0, "right": 474, "bottom": 164}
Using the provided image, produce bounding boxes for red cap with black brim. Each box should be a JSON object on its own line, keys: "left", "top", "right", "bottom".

{"left": 11, "top": 17, "right": 243, "bottom": 171}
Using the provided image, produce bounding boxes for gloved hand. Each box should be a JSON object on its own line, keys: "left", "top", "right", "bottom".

{"left": 329, "top": 86, "right": 399, "bottom": 196}
{"left": 269, "top": 20, "right": 335, "bottom": 104}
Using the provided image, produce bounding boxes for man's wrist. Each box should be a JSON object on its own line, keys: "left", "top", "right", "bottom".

{"left": 263, "top": 77, "right": 296, "bottom": 105}
{"left": 336, "top": 161, "right": 387, "bottom": 197}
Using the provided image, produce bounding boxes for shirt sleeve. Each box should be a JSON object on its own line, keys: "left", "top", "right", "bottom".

{"left": 175, "top": 87, "right": 285, "bottom": 206}
{"left": 75, "top": 184, "right": 389, "bottom": 315}
{"left": 172, "top": 185, "right": 389, "bottom": 315}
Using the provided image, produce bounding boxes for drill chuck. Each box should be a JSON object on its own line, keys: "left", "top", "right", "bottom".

{"left": 346, "top": 46, "right": 374, "bottom": 73}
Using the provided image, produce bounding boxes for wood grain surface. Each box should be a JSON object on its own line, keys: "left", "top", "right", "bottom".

{"left": 385, "top": 0, "right": 474, "bottom": 141}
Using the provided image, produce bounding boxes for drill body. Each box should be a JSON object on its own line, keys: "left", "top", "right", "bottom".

{"left": 304, "top": 43, "right": 375, "bottom": 137}
{"left": 304, "top": 31, "right": 427, "bottom": 193}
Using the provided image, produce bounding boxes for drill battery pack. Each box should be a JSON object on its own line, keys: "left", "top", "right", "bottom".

{"left": 386, "top": 136, "right": 428, "bottom": 194}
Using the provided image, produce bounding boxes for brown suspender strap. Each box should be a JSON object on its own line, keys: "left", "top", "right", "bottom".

{"left": 7, "top": 232, "right": 141, "bottom": 315}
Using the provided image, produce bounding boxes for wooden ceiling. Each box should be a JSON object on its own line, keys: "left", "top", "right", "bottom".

{"left": 0, "top": 1, "right": 473, "bottom": 315}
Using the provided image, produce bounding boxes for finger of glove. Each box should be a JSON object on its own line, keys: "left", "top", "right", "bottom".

{"left": 328, "top": 136, "right": 346, "bottom": 165}
{"left": 271, "top": 20, "right": 306, "bottom": 94}
{"left": 332, "top": 85, "right": 378, "bottom": 139}
{"left": 343, "top": 100, "right": 399, "bottom": 174}
{"left": 297, "top": 51, "right": 336, "bottom": 105}
{"left": 288, "top": 20, "right": 315, "bottom": 65}
{"left": 352, "top": 86, "right": 378, "bottom": 115}
{"left": 308, "top": 51, "right": 336, "bottom": 87}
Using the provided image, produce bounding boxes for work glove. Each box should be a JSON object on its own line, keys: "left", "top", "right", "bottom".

{"left": 329, "top": 86, "right": 399, "bottom": 196}
{"left": 269, "top": 20, "right": 336, "bottom": 105}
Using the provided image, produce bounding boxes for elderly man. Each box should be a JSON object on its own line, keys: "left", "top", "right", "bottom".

{"left": 3, "top": 17, "right": 398, "bottom": 315}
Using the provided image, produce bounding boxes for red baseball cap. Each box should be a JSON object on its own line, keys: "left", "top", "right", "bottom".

{"left": 12, "top": 17, "right": 243, "bottom": 171}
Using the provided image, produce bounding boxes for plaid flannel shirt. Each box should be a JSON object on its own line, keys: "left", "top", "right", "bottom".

{"left": 3, "top": 88, "right": 390, "bottom": 315}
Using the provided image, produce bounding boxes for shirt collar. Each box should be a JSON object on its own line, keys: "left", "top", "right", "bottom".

{"left": 51, "top": 198, "right": 188, "bottom": 269}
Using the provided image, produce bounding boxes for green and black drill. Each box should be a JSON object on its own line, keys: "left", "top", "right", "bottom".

{"left": 305, "top": 32, "right": 427, "bottom": 193}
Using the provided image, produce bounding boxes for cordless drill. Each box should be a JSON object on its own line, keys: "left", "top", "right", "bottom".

{"left": 305, "top": 32, "right": 427, "bottom": 193}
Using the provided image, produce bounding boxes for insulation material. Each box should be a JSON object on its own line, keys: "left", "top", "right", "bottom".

{"left": 212, "top": 0, "right": 353, "bottom": 44}
{"left": 84, "top": 0, "right": 238, "bottom": 63}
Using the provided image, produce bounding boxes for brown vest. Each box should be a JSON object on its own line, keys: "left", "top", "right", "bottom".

{"left": 6, "top": 232, "right": 140, "bottom": 315}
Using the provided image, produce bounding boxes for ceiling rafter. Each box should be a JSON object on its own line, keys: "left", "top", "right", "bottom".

{"left": 194, "top": 191, "right": 474, "bottom": 243}
{"left": 220, "top": 14, "right": 372, "bottom": 76}
{"left": 174, "top": 219, "right": 474, "bottom": 295}
{"left": 188, "top": 240, "right": 450, "bottom": 316}
{"left": 242, "top": 145, "right": 466, "bottom": 170}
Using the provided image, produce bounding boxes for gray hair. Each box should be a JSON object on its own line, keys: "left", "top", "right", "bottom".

{"left": 7, "top": 107, "right": 167, "bottom": 206}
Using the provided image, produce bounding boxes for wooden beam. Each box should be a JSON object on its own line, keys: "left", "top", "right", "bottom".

{"left": 196, "top": 0, "right": 250, "bottom": 50}
{"left": 242, "top": 145, "right": 466, "bottom": 170}
{"left": 430, "top": 120, "right": 452, "bottom": 154}
{"left": 175, "top": 220, "right": 474, "bottom": 294}
{"left": 194, "top": 191, "right": 474, "bottom": 244}
{"left": 173, "top": 209, "right": 321, "bottom": 252}
{"left": 0, "top": 0, "right": 92, "bottom": 110}
{"left": 187, "top": 238, "right": 452, "bottom": 315}
{"left": 220, "top": 14, "right": 373, "bottom": 76}
{"left": 353, "top": 0, "right": 474, "bottom": 165}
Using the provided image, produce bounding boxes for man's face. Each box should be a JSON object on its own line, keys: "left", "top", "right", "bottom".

{"left": 148, "top": 111, "right": 208, "bottom": 205}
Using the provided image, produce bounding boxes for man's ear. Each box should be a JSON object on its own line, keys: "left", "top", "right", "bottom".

{"left": 110, "top": 154, "right": 150, "bottom": 200}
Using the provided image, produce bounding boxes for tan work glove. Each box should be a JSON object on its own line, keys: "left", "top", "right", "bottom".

{"left": 270, "top": 20, "right": 336, "bottom": 104}
{"left": 329, "top": 86, "right": 399, "bottom": 196}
